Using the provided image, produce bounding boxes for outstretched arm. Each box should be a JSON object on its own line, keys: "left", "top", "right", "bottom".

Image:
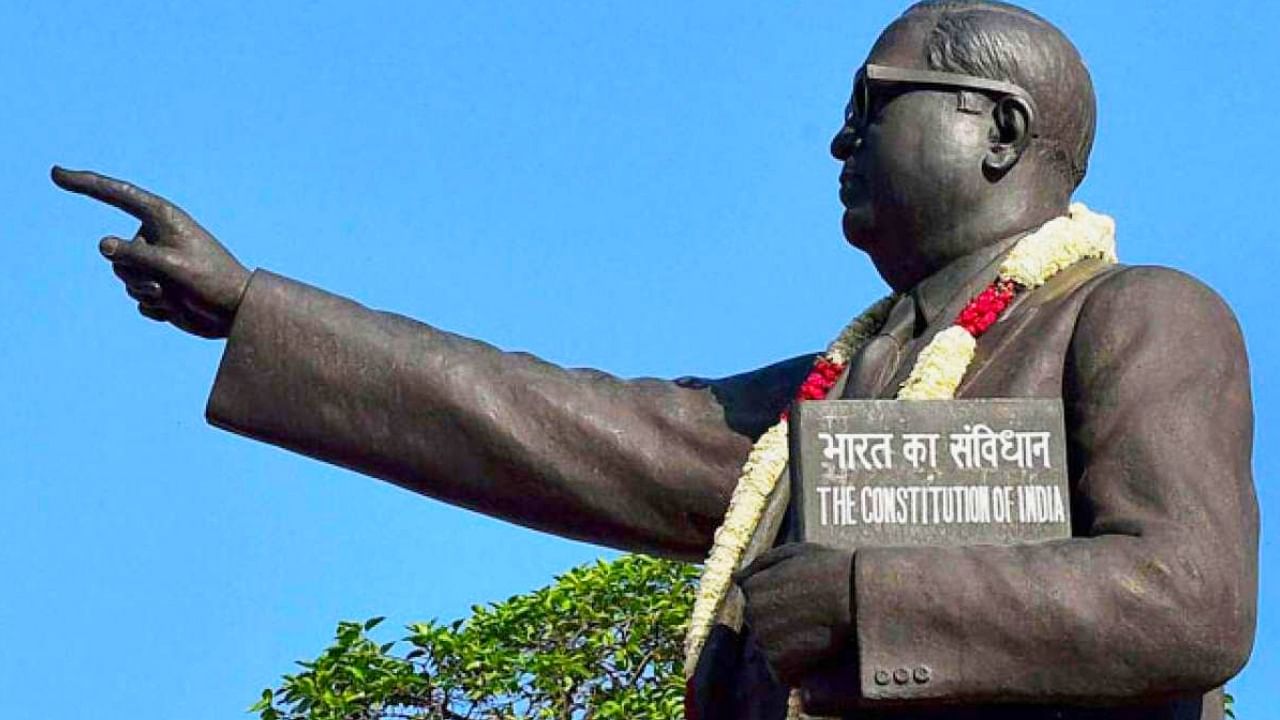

{"left": 54, "top": 167, "right": 814, "bottom": 560}
{"left": 207, "top": 269, "right": 813, "bottom": 559}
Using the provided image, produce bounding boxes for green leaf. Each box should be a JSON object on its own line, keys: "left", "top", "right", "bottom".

{"left": 255, "top": 554, "right": 697, "bottom": 719}
{"left": 247, "top": 688, "right": 274, "bottom": 713}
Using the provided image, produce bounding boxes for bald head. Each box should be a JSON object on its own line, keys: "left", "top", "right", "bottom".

{"left": 833, "top": 1, "right": 1100, "bottom": 288}
{"left": 900, "top": 1, "right": 1096, "bottom": 188}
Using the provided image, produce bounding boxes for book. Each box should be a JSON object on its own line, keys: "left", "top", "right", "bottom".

{"left": 788, "top": 399, "right": 1071, "bottom": 549}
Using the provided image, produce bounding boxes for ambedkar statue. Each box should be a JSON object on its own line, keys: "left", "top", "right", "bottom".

{"left": 54, "top": 2, "right": 1256, "bottom": 719}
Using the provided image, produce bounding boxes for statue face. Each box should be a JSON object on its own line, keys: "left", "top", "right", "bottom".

{"left": 831, "top": 18, "right": 1006, "bottom": 289}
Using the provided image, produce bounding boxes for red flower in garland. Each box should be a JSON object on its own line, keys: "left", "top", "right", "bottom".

{"left": 957, "top": 280, "right": 1019, "bottom": 336}
{"left": 784, "top": 280, "right": 1022, "bottom": 419}
{"left": 781, "top": 357, "right": 847, "bottom": 419}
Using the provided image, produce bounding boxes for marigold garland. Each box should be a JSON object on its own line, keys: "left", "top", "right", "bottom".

{"left": 683, "top": 203, "right": 1117, "bottom": 720}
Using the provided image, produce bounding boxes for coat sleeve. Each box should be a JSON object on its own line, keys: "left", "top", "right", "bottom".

{"left": 840, "top": 266, "right": 1258, "bottom": 705}
{"left": 205, "top": 270, "right": 814, "bottom": 560}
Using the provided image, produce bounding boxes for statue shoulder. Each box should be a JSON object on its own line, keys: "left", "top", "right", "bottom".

{"left": 1070, "top": 264, "right": 1248, "bottom": 372}
{"left": 1078, "top": 264, "right": 1240, "bottom": 327}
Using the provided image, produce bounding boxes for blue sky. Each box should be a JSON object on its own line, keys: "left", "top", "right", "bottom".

{"left": 3, "top": 1, "right": 1277, "bottom": 716}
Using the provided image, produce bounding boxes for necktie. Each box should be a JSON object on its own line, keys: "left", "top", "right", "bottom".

{"left": 841, "top": 293, "right": 918, "bottom": 399}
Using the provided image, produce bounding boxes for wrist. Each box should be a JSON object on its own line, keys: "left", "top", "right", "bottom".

{"left": 212, "top": 265, "right": 251, "bottom": 319}
{"left": 226, "top": 266, "right": 251, "bottom": 315}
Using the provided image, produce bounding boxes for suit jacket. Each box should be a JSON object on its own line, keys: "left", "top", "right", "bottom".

{"left": 205, "top": 251, "right": 1257, "bottom": 719}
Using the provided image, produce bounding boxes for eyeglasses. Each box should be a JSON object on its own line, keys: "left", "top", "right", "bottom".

{"left": 844, "top": 63, "right": 1039, "bottom": 135}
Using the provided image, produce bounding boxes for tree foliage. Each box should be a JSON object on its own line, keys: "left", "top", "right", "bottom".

{"left": 252, "top": 555, "right": 697, "bottom": 720}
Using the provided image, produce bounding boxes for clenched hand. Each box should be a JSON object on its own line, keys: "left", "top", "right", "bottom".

{"left": 52, "top": 166, "right": 250, "bottom": 339}
{"left": 734, "top": 543, "right": 855, "bottom": 685}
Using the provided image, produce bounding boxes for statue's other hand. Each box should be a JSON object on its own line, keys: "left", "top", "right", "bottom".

{"left": 735, "top": 543, "right": 855, "bottom": 686}
{"left": 52, "top": 166, "right": 250, "bottom": 339}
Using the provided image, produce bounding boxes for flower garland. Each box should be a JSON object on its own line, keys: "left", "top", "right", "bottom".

{"left": 897, "top": 204, "right": 1117, "bottom": 400}
{"left": 683, "top": 203, "right": 1117, "bottom": 718}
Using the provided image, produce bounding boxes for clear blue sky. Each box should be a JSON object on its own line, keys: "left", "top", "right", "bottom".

{"left": 3, "top": 1, "right": 1277, "bottom": 716}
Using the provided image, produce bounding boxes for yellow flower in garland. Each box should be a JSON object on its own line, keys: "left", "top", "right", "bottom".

{"left": 998, "top": 203, "right": 1117, "bottom": 288}
{"left": 684, "top": 420, "right": 790, "bottom": 661}
{"left": 897, "top": 326, "right": 978, "bottom": 400}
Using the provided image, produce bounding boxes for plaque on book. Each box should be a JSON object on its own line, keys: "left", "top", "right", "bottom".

{"left": 788, "top": 399, "right": 1071, "bottom": 549}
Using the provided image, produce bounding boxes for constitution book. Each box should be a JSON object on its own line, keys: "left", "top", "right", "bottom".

{"left": 787, "top": 399, "right": 1071, "bottom": 549}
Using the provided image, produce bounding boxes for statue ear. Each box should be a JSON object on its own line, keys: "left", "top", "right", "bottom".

{"left": 984, "top": 95, "right": 1034, "bottom": 176}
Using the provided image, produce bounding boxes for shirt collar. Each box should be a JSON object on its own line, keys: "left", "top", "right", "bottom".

{"left": 909, "top": 233, "right": 1025, "bottom": 331}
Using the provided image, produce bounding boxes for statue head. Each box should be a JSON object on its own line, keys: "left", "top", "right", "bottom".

{"left": 833, "top": 1, "right": 1096, "bottom": 291}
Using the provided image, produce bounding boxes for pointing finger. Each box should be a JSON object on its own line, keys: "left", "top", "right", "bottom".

{"left": 52, "top": 166, "right": 165, "bottom": 224}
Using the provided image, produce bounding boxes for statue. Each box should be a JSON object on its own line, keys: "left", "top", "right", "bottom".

{"left": 53, "top": 2, "right": 1257, "bottom": 719}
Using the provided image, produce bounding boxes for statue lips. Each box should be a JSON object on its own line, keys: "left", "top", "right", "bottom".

{"left": 840, "top": 170, "right": 872, "bottom": 250}
{"left": 838, "top": 172, "right": 863, "bottom": 209}
{"left": 839, "top": 179, "right": 860, "bottom": 207}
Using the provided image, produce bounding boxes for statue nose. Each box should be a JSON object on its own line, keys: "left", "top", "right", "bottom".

{"left": 831, "top": 125, "right": 861, "bottom": 160}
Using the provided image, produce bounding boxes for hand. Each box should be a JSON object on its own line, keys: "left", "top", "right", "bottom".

{"left": 734, "top": 543, "right": 854, "bottom": 686}
{"left": 52, "top": 166, "right": 250, "bottom": 339}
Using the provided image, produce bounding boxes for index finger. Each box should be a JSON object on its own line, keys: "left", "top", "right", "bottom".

{"left": 51, "top": 166, "right": 165, "bottom": 224}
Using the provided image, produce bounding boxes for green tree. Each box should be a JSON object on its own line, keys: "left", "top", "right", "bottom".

{"left": 252, "top": 555, "right": 697, "bottom": 720}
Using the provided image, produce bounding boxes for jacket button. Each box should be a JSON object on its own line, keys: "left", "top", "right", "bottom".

{"left": 893, "top": 668, "right": 910, "bottom": 684}
{"left": 914, "top": 666, "right": 931, "bottom": 683}
{"left": 874, "top": 669, "right": 891, "bottom": 685}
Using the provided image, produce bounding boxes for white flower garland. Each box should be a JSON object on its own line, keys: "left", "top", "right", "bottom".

{"left": 683, "top": 203, "right": 1117, "bottom": 719}
{"left": 682, "top": 294, "right": 896, "bottom": 676}
{"left": 897, "top": 204, "right": 1116, "bottom": 400}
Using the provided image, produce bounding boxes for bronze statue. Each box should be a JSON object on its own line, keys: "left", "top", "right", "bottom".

{"left": 53, "top": 2, "right": 1257, "bottom": 719}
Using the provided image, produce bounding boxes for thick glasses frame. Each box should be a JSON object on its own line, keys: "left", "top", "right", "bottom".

{"left": 845, "top": 63, "right": 1039, "bottom": 136}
